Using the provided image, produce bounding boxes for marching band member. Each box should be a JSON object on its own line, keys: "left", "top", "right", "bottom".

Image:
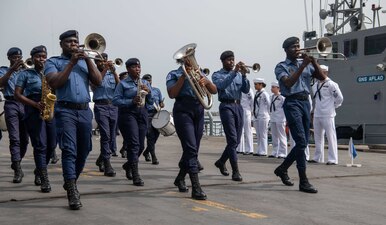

{"left": 311, "top": 65, "right": 343, "bottom": 165}
{"left": 252, "top": 78, "right": 270, "bottom": 156}
{"left": 113, "top": 58, "right": 152, "bottom": 186}
{"left": 0, "top": 47, "right": 29, "bottom": 184}
{"left": 269, "top": 81, "right": 287, "bottom": 158}
{"left": 236, "top": 86, "right": 254, "bottom": 155}
{"left": 92, "top": 53, "right": 119, "bottom": 177}
{"left": 14, "top": 45, "right": 57, "bottom": 193}
{"left": 118, "top": 71, "right": 129, "bottom": 159}
{"left": 212, "top": 50, "right": 250, "bottom": 182}
{"left": 274, "top": 36, "right": 326, "bottom": 194}
{"left": 167, "top": 58, "right": 217, "bottom": 200}
{"left": 45, "top": 30, "right": 102, "bottom": 210}
{"left": 142, "top": 74, "right": 164, "bottom": 165}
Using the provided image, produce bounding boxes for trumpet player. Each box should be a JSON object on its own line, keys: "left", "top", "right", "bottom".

{"left": 112, "top": 58, "right": 152, "bottom": 186}
{"left": 273, "top": 36, "right": 326, "bottom": 194}
{"left": 212, "top": 50, "right": 250, "bottom": 182}
{"left": 14, "top": 45, "right": 57, "bottom": 193}
{"left": 92, "top": 53, "right": 119, "bottom": 177}
{"left": 166, "top": 57, "right": 217, "bottom": 200}
{"left": 0, "top": 47, "right": 30, "bottom": 184}
{"left": 141, "top": 74, "right": 164, "bottom": 165}
{"left": 44, "top": 30, "right": 102, "bottom": 210}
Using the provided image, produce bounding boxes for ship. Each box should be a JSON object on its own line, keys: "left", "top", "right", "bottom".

{"left": 303, "top": 0, "right": 386, "bottom": 144}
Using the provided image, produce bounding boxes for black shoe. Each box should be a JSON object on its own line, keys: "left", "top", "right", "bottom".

{"left": 50, "top": 152, "right": 59, "bottom": 164}
{"left": 152, "top": 158, "right": 159, "bottom": 165}
{"left": 174, "top": 178, "right": 189, "bottom": 192}
{"left": 268, "top": 155, "right": 276, "bottom": 158}
{"left": 299, "top": 181, "right": 318, "bottom": 193}
{"left": 232, "top": 171, "right": 243, "bottom": 181}
{"left": 111, "top": 152, "right": 118, "bottom": 157}
{"left": 34, "top": 168, "right": 41, "bottom": 186}
{"left": 197, "top": 160, "right": 204, "bottom": 171}
{"left": 253, "top": 153, "right": 267, "bottom": 157}
{"left": 214, "top": 160, "right": 229, "bottom": 176}
{"left": 189, "top": 173, "right": 207, "bottom": 200}
{"left": 308, "top": 160, "right": 318, "bottom": 163}
{"left": 119, "top": 146, "right": 127, "bottom": 158}
{"left": 39, "top": 168, "right": 51, "bottom": 193}
{"left": 130, "top": 162, "right": 144, "bottom": 186}
{"left": 64, "top": 179, "right": 82, "bottom": 210}
{"left": 326, "top": 162, "right": 337, "bottom": 165}
{"left": 143, "top": 152, "right": 151, "bottom": 162}
{"left": 95, "top": 155, "right": 104, "bottom": 172}
{"left": 243, "top": 152, "right": 252, "bottom": 155}
{"left": 274, "top": 167, "right": 294, "bottom": 186}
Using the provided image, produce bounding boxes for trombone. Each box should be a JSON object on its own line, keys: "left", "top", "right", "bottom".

{"left": 77, "top": 33, "right": 106, "bottom": 60}
{"left": 299, "top": 37, "right": 347, "bottom": 60}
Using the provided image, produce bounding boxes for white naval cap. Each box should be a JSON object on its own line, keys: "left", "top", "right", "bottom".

{"left": 271, "top": 81, "right": 279, "bottom": 87}
{"left": 253, "top": 78, "right": 265, "bottom": 84}
{"left": 320, "top": 65, "right": 329, "bottom": 71}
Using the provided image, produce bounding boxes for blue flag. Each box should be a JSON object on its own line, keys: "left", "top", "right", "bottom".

{"left": 349, "top": 137, "right": 358, "bottom": 159}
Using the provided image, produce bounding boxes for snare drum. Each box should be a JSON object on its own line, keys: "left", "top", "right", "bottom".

{"left": 151, "top": 110, "right": 175, "bottom": 136}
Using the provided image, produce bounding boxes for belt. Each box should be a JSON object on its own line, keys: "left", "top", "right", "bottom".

{"left": 4, "top": 96, "right": 15, "bottom": 101}
{"left": 57, "top": 101, "right": 88, "bottom": 110}
{"left": 220, "top": 99, "right": 240, "bottom": 104}
{"left": 94, "top": 99, "right": 112, "bottom": 105}
{"left": 286, "top": 93, "right": 309, "bottom": 101}
{"left": 176, "top": 96, "right": 197, "bottom": 101}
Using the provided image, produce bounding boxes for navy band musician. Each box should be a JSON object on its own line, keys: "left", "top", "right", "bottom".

{"left": 15, "top": 45, "right": 57, "bottom": 193}
{"left": 44, "top": 30, "right": 102, "bottom": 209}
{"left": 92, "top": 53, "right": 119, "bottom": 177}
{"left": 166, "top": 57, "right": 217, "bottom": 200}
{"left": 112, "top": 58, "right": 153, "bottom": 187}
{"left": 0, "top": 47, "right": 30, "bottom": 184}
{"left": 212, "top": 50, "right": 251, "bottom": 182}
{"left": 273, "top": 36, "right": 326, "bottom": 194}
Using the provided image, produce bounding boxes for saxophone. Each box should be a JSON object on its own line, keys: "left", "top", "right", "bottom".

{"left": 137, "top": 77, "right": 148, "bottom": 107}
{"left": 40, "top": 74, "right": 57, "bottom": 121}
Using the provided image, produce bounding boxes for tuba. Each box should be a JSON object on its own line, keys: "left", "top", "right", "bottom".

{"left": 173, "top": 43, "right": 213, "bottom": 110}
{"left": 40, "top": 73, "right": 57, "bottom": 121}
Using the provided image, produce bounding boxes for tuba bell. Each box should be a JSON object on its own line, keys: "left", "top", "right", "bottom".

{"left": 78, "top": 33, "right": 106, "bottom": 60}
{"left": 173, "top": 43, "right": 213, "bottom": 110}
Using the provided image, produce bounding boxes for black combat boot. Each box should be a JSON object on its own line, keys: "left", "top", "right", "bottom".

{"left": 63, "top": 179, "right": 82, "bottom": 210}
{"left": 189, "top": 173, "right": 207, "bottom": 200}
{"left": 230, "top": 161, "right": 243, "bottom": 182}
{"left": 298, "top": 169, "right": 318, "bottom": 193}
{"left": 274, "top": 166, "right": 294, "bottom": 186}
{"left": 50, "top": 150, "right": 59, "bottom": 164}
{"left": 214, "top": 160, "right": 229, "bottom": 176}
{"left": 11, "top": 161, "right": 24, "bottom": 183}
{"left": 142, "top": 151, "right": 151, "bottom": 162}
{"left": 103, "top": 158, "right": 116, "bottom": 177}
{"left": 197, "top": 160, "right": 204, "bottom": 171}
{"left": 95, "top": 155, "right": 104, "bottom": 172}
{"left": 39, "top": 168, "right": 51, "bottom": 193}
{"left": 174, "top": 169, "right": 189, "bottom": 192}
{"left": 122, "top": 162, "right": 132, "bottom": 180}
{"left": 150, "top": 150, "right": 159, "bottom": 165}
{"left": 119, "top": 145, "right": 127, "bottom": 158}
{"left": 130, "top": 162, "right": 144, "bottom": 186}
{"left": 34, "top": 168, "right": 41, "bottom": 186}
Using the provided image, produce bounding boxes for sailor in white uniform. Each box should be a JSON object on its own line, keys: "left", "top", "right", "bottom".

{"left": 236, "top": 87, "right": 255, "bottom": 154}
{"left": 252, "top": 78, "right": 270, "bottom": 156}
{"left": 269, "top": 81, "right": 287, "bottom": 158}
{"left": 311, "top": 65, "right": 343, "bottom": 165}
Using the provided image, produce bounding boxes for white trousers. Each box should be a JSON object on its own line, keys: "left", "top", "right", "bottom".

{"left": 313, "top": 117, "right": 338, "bottom": 164}
{"left": 253, "top": 118, "right": 269, "bottom": 155}
{"left": 289, "top": 132, "right": 310, "bottom": 161}
{"left": 237, "top": 110, "right": 253, "bottom": 153}
{"left": 270, "top": 121, "right": 287, "bottom": 157}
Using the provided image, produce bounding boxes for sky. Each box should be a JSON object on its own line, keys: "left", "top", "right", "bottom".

{"left": 1, "top": 0, "right": 385, "bottom": 111}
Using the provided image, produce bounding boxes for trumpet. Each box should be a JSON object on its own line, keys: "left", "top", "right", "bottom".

{"left": 21, "top": 58, "right": 34, "bottom": 69}
{"left": 298, "top": 37, "right": 347, "bottom": 60}
{"left": 113, "top": 58, "right": 123, "bottom": 67}
{"left": 240, "top": 63, "right": 260, "bottom": 73}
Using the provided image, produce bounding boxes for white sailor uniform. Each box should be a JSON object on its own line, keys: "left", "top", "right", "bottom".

{"left": 253, "top": 88, "right": 270, "bottom": 155}
{"left": 269, "top": 93, "right": 287, "bottom": 157}
{"left": 237, "top": 88, "right": 255, "bottom": 154}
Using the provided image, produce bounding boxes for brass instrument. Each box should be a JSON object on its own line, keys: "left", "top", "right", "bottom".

{"left": 240, "top": 63, "right": 260, "bottom": 74}
{"left": 78, "top": 33, "right": 106, "bottom": 60}
{"left": 24, "top": 58, "right": 34, "bottom": 68}
{"left": 40, "top": 73, "right": 57, "bottom": 121}
{"left": 113, "top": 58, "right": 123, "bottom": 67}
{"left": 299, "top": 37, "right": 347, "bottom": 60}
{"left": 173, "top": 43, "right": 213, "bottom": 110}
{"left": 137, "top": 77, "right": 148, "bottom": 107}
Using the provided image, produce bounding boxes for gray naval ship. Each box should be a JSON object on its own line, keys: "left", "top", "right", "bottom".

{"left": 302, "top": 0, "right": 386, "bottom": 144}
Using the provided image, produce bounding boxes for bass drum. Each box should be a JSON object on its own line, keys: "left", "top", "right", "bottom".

{"left": 151, "top": 110, "right": 175, "bottom": 136}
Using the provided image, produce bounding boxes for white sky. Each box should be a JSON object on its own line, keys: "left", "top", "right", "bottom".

{"left": 1, "top": 0, "right": 385, "bottom": 111}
